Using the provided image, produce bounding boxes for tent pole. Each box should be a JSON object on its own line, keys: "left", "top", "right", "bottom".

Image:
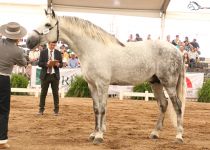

{"left": 160, "top": 12, "right": 166, "bottom": 40}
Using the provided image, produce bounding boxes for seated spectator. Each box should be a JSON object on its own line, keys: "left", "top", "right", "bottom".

{"left": 60, "top": 45, "right": 69, "bottom": 67}
{"left": 166, "top": 35, "right": 171, "bottom": 43}
{"left": 184, "top": 40, "right": 191, "bottom": 52}
{"left": 68, "top": 52, "right": 79, "bottom": 68}
{"left": 179, "top": 42, "right": 187, "bottom": 56}
{"left": 134, "top": 33, "right": 143, "bottom": 41}
{"left": 28, "top": 48, "right": 40, "bottom": 66}
{"left": 57, "top": 41, "right": 68, "bottom": 50}
{"left": 190, "top": 38, "right": 200, "bottom": 49}
{"left": 38, "top": 45, "right": 44, "bottom": 52}
{"left": 184, "top": 36, "right": 189, "bottom": 43}
{"left": 188, "top": 47, "right": 199, "bottom": 68}
{"left": 172, "top": 35, "right": 181, "bottom": 47}
{"left": 183, "top": 52, "right": 190, "bottom": 69}
{"left": 147, "top": 34, "right": 151, "bottom": 40}
{"left": 190, "top": 38, "right": 201, "bottom": 55}
{"left": 127, "top": 34, "right": 134, "bottom": 42}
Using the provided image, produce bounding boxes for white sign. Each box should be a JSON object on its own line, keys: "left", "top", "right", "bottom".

{"left": 185, "top": 72, "right": 204, "bottom": 98}
{"left": 30, "top": 66, "right": 81, "bottom": 90}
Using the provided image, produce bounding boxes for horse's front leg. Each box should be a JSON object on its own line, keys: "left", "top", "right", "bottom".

{"left": 88, "top": 83, "right": 108, "bottom": 144}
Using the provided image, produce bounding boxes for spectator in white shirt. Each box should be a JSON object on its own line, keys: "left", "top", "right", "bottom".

{"left": 188, "top": 47, "right": 199, "bottom": 68}
{"left": 29, "top": 48, "right": 40, "bottom": 66}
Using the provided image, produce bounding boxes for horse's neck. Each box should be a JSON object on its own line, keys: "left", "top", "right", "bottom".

{"left": 58, "top": 17, "right": 94, "bottom": 56}
{"left": 57, "top": 16, "right": 124, "bottom": 64}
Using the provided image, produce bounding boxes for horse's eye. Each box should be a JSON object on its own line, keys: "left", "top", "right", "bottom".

{"left": 45, "top": 23, "right": 51, "bottom": 28}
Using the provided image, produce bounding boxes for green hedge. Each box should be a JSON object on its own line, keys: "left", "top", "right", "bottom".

{"left": 132, "top": 82, "right": 153, "bottom": 100}
{"left": 198, "top": 79, "right": 210, "bottom": 103}
{"left": 65, "top": 76, "right": 154, "bottom": 100}
{"left": 66, "top": 76, "right": 91, "bottom": 97}
{"left": 11, "top": 74, "right": 29, "bottom": 95}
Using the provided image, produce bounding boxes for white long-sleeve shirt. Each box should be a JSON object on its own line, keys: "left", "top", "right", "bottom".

{"left": 188, "top": 51, "right": 199, "bottom": 60}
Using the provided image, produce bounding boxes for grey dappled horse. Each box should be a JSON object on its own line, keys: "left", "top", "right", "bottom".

{"left": 26, "top": 9, "right": 186, "bottom": 144}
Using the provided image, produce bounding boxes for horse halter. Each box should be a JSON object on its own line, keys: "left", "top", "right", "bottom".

{"left": 33, "top": 19, "right": 59, "bottom": 42}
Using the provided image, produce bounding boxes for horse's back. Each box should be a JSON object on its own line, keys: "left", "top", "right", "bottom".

{"left": 125, "top": 40, "right": 180, "bottom": 56}
{"left": 108, "top": 40, "right": 183, "bottom": 85}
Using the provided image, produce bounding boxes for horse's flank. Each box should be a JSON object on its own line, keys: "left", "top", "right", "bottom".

{"left": 58, "top": 16, "right": 125, "bottom": 47}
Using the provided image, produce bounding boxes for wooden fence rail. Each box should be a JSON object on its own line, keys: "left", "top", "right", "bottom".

{"left": 11, "top": 88, "right": 65, "bottom": 98}
{"left": 11, "top": 88, "right": 169, "bottom": 101}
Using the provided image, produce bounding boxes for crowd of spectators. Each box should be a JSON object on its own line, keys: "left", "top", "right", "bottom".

{"left": 127, "top": 33, "right": 153, "bottom": 42}
{"left": 168, "top": 35, "right": 200, "bottom": 69}
{"left": 127, "top": 33, "right": 143, "bottom": 42}
{"left": 127, "top": 33, "right": 201, "bottom": 70}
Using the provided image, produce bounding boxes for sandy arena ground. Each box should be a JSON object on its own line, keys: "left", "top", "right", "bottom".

{"left": 7, "top": 96, "right": 210, "bottom": 150}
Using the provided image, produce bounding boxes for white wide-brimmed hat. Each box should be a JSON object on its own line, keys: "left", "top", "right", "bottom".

{"left": 0, "top": 22, "right": 27, "bottom": 39}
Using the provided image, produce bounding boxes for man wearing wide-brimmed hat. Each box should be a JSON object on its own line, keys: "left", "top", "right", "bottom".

{"left": 0, "top": 22, "right": 27, "bottom": 149}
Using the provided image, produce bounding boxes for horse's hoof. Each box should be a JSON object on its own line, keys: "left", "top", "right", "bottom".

{"left": 175, "top": 138, "right": 184, "bottom": 144}
{"left": 149, "top": 134, "right": 159, "bottom": 139}
{"left": 93, "top": 137, "right": 103, "bottom": 145}
{"left": 89, "top": 133, "right": 95, "bottom": 142}
{"left": 89, "top": 135, "right": 95, "bottom": 142}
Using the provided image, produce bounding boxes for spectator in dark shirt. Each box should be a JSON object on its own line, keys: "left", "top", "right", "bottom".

{"left": 190, "top": 38, "right": 200, "bottom": 49}
{"left": 172, "top": 35, "right": 181, "bottom": 47}
{"left": 135, "top": 33, "right": 143, "bottom": 41}
{"left": 190, "top": 38, "right": 200, "bottom": 55}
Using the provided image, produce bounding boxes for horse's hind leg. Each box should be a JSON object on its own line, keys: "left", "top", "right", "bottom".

{"left": 165, "top": 86, "right": 183, "bottom": 143}
{"left": 149, "top": 83, "right": 168, "bottom": 139}
{"left": 88, "top": 82, "right": 108, "bottom": 144}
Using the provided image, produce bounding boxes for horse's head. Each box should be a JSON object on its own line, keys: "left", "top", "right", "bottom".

{"left": 26, "top": 8, "right": 59, "bottom": 49}
{"left": 187, "top": 1, "right": 201, "bottom": 11}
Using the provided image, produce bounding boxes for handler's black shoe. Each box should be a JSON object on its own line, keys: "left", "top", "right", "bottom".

{"left": 37, "top": 111, "right": 44, "bottom": 115}
{"left": 54, "top": 112, "right": 59, "bottom": 116}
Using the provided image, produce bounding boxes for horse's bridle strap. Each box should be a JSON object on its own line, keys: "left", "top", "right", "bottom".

{"left": 33, "top": 20, "right": 59, "bottom": 41}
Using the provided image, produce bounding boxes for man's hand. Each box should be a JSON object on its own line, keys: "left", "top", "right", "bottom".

{"left": 55, "top": 62, "right": 60, "bottom": 67}
{"left": 47, "top": 60, "right": 51, "bottom": 67}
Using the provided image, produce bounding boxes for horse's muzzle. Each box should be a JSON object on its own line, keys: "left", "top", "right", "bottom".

{"left": 26, "top": 32, "right": 41, "bottom": 49}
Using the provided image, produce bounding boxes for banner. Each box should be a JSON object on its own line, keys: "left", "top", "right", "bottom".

{"left": 30, "top": 66, "right": 81, "bottom": 90}
{"left": 30, "top": 67, "right": 204, "bottom": 98}
{"left": 185, "top": 72, "right": 204, "bottom": 98}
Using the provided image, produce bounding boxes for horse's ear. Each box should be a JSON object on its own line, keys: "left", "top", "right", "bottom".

{"left": 52, "top": 9, "right": 56, "bottom": 18}
{"left": 45, "top": 9, "right": 48, "bottom": 16}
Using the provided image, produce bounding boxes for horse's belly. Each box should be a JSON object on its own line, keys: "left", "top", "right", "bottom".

{"left": 110, "top": 71, "right": 153, "bottom": 85}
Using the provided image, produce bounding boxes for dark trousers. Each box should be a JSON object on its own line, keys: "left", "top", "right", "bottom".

{"left": 189, "top": 59, "right": 196, "bottom": 68}
{"left": 39, "top": 74, "right": 59, "bottom": 113}
{"left": 0, "top": 75, "right": 10, "bottom": 140}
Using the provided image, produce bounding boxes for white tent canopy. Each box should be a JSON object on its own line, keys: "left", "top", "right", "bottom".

{"left": 48, "top": 0, "right": 170, "bottom": 18}
{"left": 47, "top": 0, "right": 210, "bottom": 20}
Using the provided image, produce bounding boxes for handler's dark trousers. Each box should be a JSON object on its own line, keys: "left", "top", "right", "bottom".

{"left": 39, "top": 74, "right": 59, "bottom": 113}
{"left": 0, "top": 75, "right": 10, "bottom": 141}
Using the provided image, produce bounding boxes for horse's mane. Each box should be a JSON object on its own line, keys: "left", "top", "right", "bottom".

{"left": 58, "top": 16, "right": 125, "bottom": 47}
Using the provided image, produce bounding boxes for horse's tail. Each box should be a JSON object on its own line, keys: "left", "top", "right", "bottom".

{"left": 168, "top": 64, "right": 186, "bottom": 127}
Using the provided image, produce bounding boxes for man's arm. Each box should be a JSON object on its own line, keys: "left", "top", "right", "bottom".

{"left": 15, "top": 48, "right": 27, "bottom": 66}
{"left": 38, "top": 50, "right": 48, "bottom": 68}
{"left": 55, "top": 50, "right": 63, "bottom": 68}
